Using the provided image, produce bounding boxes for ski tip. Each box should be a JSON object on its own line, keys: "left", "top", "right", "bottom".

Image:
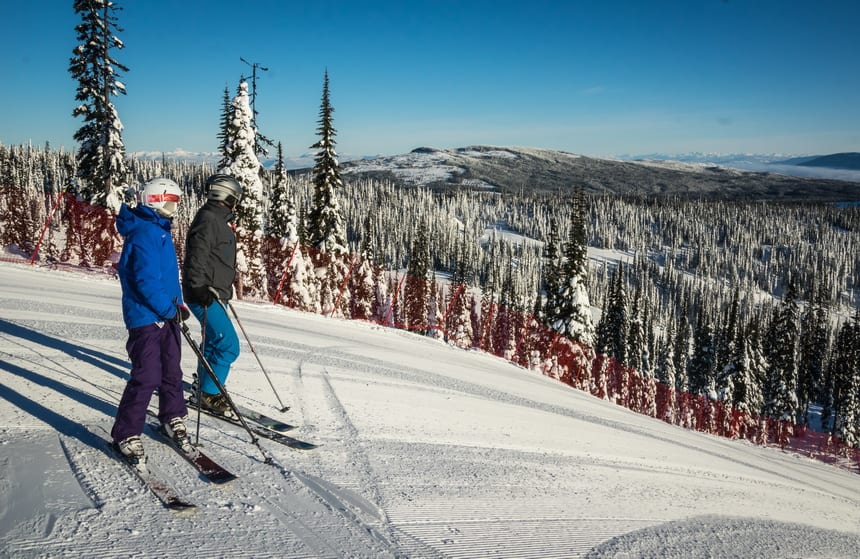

{"left": 167, "top": 500, "right": 197, "bottom": 512}
{"left": 210, "top": 473, "right": 239, "bottom": 485}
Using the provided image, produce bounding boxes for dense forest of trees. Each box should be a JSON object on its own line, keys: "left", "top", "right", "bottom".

{"left": 2, "top": 140, "right": 859, "bottom": 453}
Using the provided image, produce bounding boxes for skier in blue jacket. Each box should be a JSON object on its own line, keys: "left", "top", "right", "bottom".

{"left": 111, "top": 177, "right": 192, "bottom": 470}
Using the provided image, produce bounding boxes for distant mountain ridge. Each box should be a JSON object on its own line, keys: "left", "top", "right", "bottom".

{"left": 619, "top": 152, "right": 791, "bottom": 165}
{"left": 130, "top": 145, "right": 860, "bottom": 200}
{"left": 777, "top": 152, "right": 860, "bottom": 170}
{"left": 340, "top": 146, "right": 860, "bottom": 202}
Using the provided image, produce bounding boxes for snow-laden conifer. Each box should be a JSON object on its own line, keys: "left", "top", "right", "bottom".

{"left": 550, "top": 190, "right": 595, "bottom": 345}
{"left": 69, "top": 0, "right": 129, "bottom": 211}
{"left": 307, "top": 70, "right": 347, "bottom": 255}
{"left": 830, "top": 310, "right": 860, "bottom": 446}
{"left": 763, "top": 280, "right": 801, "bottom": 423}
{"left": 797, "top": 282, "right": 830, "bottom": 425}
{"left": 595, "top": 263, "right": 628, "bottom": 365}
{"left": 219, "top": 80, "right": 267, "bottom": 299}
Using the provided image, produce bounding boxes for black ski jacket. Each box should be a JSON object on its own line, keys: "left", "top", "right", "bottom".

{"left": 182, "top": 201, "right": 237, "bottom": 304}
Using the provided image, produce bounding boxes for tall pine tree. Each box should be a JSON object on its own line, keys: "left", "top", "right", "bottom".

{"left": 216, "top": 86, "right": 232, "bottom": 170}
{"left": 830, "top": 310, "right": 860, "bottom": 445}
{"left": 307, "top": 70, "right": 347, "bottom": 255}
{"left": 267, "top": 142, "right": 296, "bottom": 240}
{"left": 797, "top": 282, "right": 830, "bottom": 425}
{"left": 595, "top": 263, "right": 628, "bottom": 364}
{"left": 763, "top": 280, "right": 801, "bottom": 422}
{"left": 69, "top": 0, "right": 129, "bottom": 210}
{"left": 688, "top": 306, "right": 716, "bottom": 397}
{"left": 447, "top": 231, "right": 475, "bottom": 347}
{"left": 220, "top": 80, "right": 267, "bottom": 299}
{"left": 551, "top": 190, "right": 595, "bottom": 345}
{"left": 541, "top": 218, "right": 563, "bottom": 327}
{"left": 403, "top": 221, "right": 431, "bottom": 334}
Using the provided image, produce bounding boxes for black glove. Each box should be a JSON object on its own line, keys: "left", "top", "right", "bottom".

{"left": 172, "top": 304, "right": 191, "bottom": 323}
{"left": 188, "top": 285, "right": 215, "bottom": 307}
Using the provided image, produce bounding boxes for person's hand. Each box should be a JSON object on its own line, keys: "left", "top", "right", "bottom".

{"left": 172, "top": 304, "right": 191, "bottom": 323}
{"left": 189, "top": 285, "right": 215, "bottom": 307}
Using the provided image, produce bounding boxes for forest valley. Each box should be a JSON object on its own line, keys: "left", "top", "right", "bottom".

{"left": 1, "top": 142, "right": 859, "bottom": 473}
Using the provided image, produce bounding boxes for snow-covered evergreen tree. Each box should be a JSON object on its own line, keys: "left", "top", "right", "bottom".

{"left": 306, "top": 70, "right": 349, "bottom": 315}
{"left": 715, "top": 287, "right": 740, "bottom": 379}
{"left": 551, "top": 191, "right": 595, "bottom": 345}
{"left": 497, "top": 269, "right": 520, "bottom": 359}
{"left": 267, "top": 142, "right": 307, "bottom": 304}
{"left": 797, "top": 282, "right": 830, "bottom": 425}
{"left": 403, "top": 221, "right": 431, "bottom": 334}
{"left": 446, "top": 233, "right": 475, "bottom": 347}
{"left": 656, "top": 333, "right": 677, "bottom": 424}
{"left": 763, "top": 280, "right": 800, "bottom": 423}
{"left": 595, "top": 263, "right": 628, "bottom": 365}
{"left": 267, "top": 142, "right": 296, "bottom": 241}
{"left": 216, "top": 86, "right": 232, "bottom": 170}
{"left": 721, "top": 319, "right": 765, "bottom": 420}
{"left": 307, "top": 70, "right": 347, "bottom": 255}
{"left": 69, "top": 0, "right": 129, "bottom": 211}
{"left": 688, "top": 307, "right": 716, "bottom": 398}
{"left": 746, "top": 319, "right": 768, "bottom": 416}
{"left": 541, "top": 218, "right": 563, "bottom": 328}
{"left": 627, "top": 283, "right": 647, "bottom": 373}
{"left": 220, "top": 80, "right": 267, "bottom": 299}
{"left": 672, "top": 301, "right": 692, "bottom": 392}
{"left": 351, "top": 215, "right": 379, "bottom": 321}
{"left": 830, "top": 310, "right": 860, "bottom": 446}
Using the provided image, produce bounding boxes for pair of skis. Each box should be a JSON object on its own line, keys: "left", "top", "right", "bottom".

{"left": 187, "top": 393, "right": 318, "bottom": 451}
{"left": 107, "top": 402, "right": 316, "bottom": 511}
{"left": 102, "top": 423, "right": 226, "bottom": 512}
{"left": 110, "top": 311, "right": 317, "bottom": 510}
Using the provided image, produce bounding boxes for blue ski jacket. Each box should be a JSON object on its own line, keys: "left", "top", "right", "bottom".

{"left": 116, "top": 203, "right": 184, "bottom": 329}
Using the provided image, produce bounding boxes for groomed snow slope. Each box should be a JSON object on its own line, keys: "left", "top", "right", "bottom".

{"left": 1, "top": 262, "right": 859, "bottom": 558}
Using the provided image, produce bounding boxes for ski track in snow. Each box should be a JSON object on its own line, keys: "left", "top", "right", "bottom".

{"left": 2, "top": 262, "right": 860, "bottom": 558}
{"left": 241, "top": 337, "right": 859, "bottom": 508}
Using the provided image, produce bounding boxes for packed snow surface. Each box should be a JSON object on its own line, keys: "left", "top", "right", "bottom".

{"left": 1, "top": 262, "right": 859, "bottom": 558}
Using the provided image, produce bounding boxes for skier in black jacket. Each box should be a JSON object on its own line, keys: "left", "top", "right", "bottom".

{"left": 182, "top": 174, "right": 243, "bottom": 417}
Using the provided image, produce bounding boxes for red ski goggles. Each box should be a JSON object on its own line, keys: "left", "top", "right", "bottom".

{"left": 145, "top": 193, "right": 181, "bottom": 203}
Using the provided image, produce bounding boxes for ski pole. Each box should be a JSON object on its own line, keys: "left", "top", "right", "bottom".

{"left": 191, "top": 305, "right": 207, "bottom": 446}
{"left": 178, "top": 318, "right": 274, "bottom": 465}
{"left": 226, "top": 301, "right": 290, "bottom": 413}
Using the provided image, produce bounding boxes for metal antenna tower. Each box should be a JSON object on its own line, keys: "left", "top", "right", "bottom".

{"left": 239, "top": 57, "right": 275, "bottom": 158}
{"left": 240, "top": 57, "right": 268, "bottom": 125}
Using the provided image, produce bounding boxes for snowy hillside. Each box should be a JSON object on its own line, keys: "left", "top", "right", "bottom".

{"left": 338, "top": 146, "right": 860, "bottom": 200}
{"left": 128, "top": 146, "right": 860, "bottom": 185}
{"left": 2, "top": 262, "right": 860, "bottom": 558}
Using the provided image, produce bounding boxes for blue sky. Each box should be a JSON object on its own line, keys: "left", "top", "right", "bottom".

{"left": 3, "top": 0, "right": 859, "bottom": 159}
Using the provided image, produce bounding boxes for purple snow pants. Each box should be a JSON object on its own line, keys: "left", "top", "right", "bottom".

{"left": 111, "top": 321, "right": 188, "bottom": 443}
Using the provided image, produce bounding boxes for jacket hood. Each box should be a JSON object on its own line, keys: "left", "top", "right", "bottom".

{"left": 116, "top": 203, "right": 171, "bottom": 237}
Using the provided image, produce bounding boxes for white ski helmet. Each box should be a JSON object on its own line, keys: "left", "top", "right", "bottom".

{"left": 140, "top": 177, "right": 182, "bottom": 218}
{"left": 206, "top": 174, "right": 243, "bottom": 207}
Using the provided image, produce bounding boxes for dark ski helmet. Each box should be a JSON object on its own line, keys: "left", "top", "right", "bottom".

{"left": 206, "top": 174, "right": 243, "bottom": 207}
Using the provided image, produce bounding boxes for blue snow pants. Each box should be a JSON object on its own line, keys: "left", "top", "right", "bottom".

{"left": 112, "top": 321, "right": 188, "bottom": 442}
{"left": 187, "top": 301, "right": 240, "bottom": 395}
